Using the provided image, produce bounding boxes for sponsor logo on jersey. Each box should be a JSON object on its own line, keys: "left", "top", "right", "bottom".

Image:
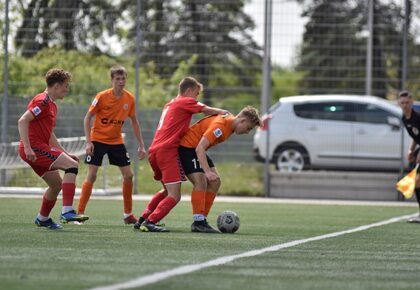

{"left": 32, "top": 106, "right": 42, "bottom": 116}
{"left": 413, "top": 128, "right": 419, "bottom": 135}
{"left": 123, "top": 104, "right": 128, "bottom": 110}
{"left": 101, "top": 118, "right": 124, "bottom": 126}
{"left": 213, "top": 128, "right": 223, "bottom": 138}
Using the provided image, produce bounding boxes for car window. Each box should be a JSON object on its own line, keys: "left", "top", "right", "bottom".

{"left": 352, "top": 103, "right": 394, "bottom": 124}
{"left": 294, "top": 102, "right": 350, "bottom": 121}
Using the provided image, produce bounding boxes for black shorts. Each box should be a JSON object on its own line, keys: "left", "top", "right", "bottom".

{"left": 178, "top": 146, "right": 214, "bottom": 175}
{"left": 85, "top": 141, "right": 130, "bottom": 167}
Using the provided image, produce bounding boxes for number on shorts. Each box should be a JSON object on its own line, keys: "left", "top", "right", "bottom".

{"left": 192, "top": 158, "right": 201, "bottom": 169}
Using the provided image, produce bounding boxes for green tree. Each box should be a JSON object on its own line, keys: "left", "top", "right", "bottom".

{"left": 14, "top": 0, "right": 118, "bottom": 56}
{"left": 120, "top": 0, "right": 262, "bottom": 106}
{"left": 296, "top": 0, "right": 406, "bottom": 98}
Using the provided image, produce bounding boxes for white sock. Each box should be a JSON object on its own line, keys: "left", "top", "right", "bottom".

{"left": 193, "top": 214, "right": 205, "bottom": 222}
{"left": 61, "top": 206, "right": 74, "bottom": 214}
{"left": 37, "top": 214, "right": 49, "bottom": 221}
{"left": 123, "top": 213, "right": 132, "bottom": 218}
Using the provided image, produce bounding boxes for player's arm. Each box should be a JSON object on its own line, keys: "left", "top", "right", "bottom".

{"left": 129, "top": 114, "right": 146, "bottom": 160}
{"left": 18, "top": 110, "right": 36, "bottom": 162}
{"left": 408, "top": 139, "right": 417, "bottom": 162}
{"left": 49, "top": 133, "right": 65, "bottom": 151}
{"left": 201, "top": 106, "right": 228, "bottom": 116}
{"left": 84, "top": 111, "right": 95, "bottom": 156}
{"left": 195, "top": 137, "right": 219, "bottom": 181}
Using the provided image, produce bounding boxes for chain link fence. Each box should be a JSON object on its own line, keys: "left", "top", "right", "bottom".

{"left": 2, "top": 0, "right": 420, "bottom": 198}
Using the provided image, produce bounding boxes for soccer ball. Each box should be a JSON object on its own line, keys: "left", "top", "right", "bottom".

{"left": 217, "top": 211, "right": 240, "bottom": 233}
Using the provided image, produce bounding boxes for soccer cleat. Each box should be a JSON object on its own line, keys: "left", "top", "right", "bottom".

{"left": 34, "top": 218, "right": 63, "bottom": 230}
{"left": 407, "top": 215, "right": 420, "bottom": 223}
{"left": 124, "top": 214, "right": 138, "bottom": 225}
{"left": 134, "top": 217, "right": 165, "bottom": 230}
{"left": 140, "top": 219, "right": 169, "bottom": 232}
{"left": 60, "top": 210, "right": 89, "bottom": 224}
{"left": 133, "top": 216, "right": 145, "bottom": 230}
{"left": 191, "top": 220, "right": 219, "bottom": 233}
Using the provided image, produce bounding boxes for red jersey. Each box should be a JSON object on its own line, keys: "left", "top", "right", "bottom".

{"left": 20, "top": 92, "right": 57, "bottom": 146}
{"left": 149, "top": 96, "right": 205, "bottom": 151}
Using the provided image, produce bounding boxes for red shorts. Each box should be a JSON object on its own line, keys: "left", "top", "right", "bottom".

{"left": 18, "top": 143, "right": 63, "bottom": 177}
{"left": 148, "top": 148, "right": 186, "bottom": 184}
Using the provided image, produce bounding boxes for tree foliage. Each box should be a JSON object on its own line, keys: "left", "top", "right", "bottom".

{"left": 295, "top": 0, "right": 408, "bottom": 98}
{"left": 14, "top": 0, "right": 118, "bottom": 56}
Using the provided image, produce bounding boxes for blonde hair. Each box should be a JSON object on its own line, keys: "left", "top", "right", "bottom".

{"left": 110, "top": 65, "right": 127, "bottom": 79}
{"left": 237, "top": 106, "right": 262, "bottom": 127}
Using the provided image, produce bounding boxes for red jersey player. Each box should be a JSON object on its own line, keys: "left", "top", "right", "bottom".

{"left": 134, "top": 76, "right": 227, "bottom": 232}
{"left": 18, "top": 68, "right": 88, "bottom": 230}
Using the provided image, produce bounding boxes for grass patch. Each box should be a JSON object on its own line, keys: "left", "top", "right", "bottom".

{"left": 0, "top": 197, "right": 419, "bottom": 290}
{"left": 6, "top": 162, "right": 264, "bottom": 196}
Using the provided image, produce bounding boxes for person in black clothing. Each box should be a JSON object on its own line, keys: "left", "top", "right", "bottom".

{"left": 398, "top": 91, "right": 420, "bottom": 223}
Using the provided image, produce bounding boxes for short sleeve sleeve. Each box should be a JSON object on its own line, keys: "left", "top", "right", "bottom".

{"left": 202, "top": 123, "right": 225, "bottom": 146}
{"left": 28, "top": 99, "right": 47, "bottom": 119}
{"left": 89, "top": 94, "right": 101, "bottom": 114}
{"left": 183, "top": 98, "right": 205, "bottom": 114}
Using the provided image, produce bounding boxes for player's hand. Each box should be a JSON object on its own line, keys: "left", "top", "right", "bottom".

{"left": 137, "top": 146, "right": 146, "bottom": 160}
{"left": 408, "top": 150, "right": 414, "bottom": 162}
{"left": 68, "top": 154, "right": 80, "bottom": 162}
{"left": 86, "top": 141, "right": 94, "bottom": 156}
{"left": 205, "top": 171, "right": 220, "bottom": 182}
{"left": 24, "top": 146, "right": 36, "bottom": 162}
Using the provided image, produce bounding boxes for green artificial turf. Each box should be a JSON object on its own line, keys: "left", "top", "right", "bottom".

{"left": 0, "top": 198, "right": 419, "bottom": 290}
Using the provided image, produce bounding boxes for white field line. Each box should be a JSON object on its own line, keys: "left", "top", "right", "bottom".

{"left": 0, "top": 192, "right": 417, "bottom": 207}
{"left": 89, "top": 213, "right": 417, "bottom": 290}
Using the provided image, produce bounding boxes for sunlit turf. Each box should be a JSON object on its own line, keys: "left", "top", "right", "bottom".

{"left": 7, "top": 162, "right": 264, "bottom": 196}
{"left": 0, "top": 197, "right": 419, "bottom": 290}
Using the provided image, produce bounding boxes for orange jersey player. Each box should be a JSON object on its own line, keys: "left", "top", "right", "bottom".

{"left": 178, "top": 106, "right": 261, "bottom": 232}
{"left": 133, "top": 76, "right": 227, "bottom": 232}
{"left": 77, "top": 65, "right": 146, "bottom": 224}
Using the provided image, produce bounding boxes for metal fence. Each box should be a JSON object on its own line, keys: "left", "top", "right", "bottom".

{"left": 2, "top": 0, "right": 420, "bottom": 197}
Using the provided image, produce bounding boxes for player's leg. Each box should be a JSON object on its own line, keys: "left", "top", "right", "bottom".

{"left": 409, "top": 170, "right": 420, "bottom": 223}
{"left": 188, "top": 172, "right": 208, "bottom": 222}
{"left": 108, "top": 144, "right": 137, "bottom": 224}
{"left": 78, "top": 141, "right": 106, "bottom": 215}
{"left": 181, "top": 148, "right": 218, "bottom": 233}
{"left": 140, "top": 182, "right": 180, "bottom": 232}
{"left": 51, "top": 153, "right": 89, "bottom": 223}
{"left": 139, "top": 150, "right": 185, "bottom": 232}
{"left": 134, "top": 186, "right": 168, "bottom": 229}
{"left": 34, "top": 170, "right": 63, "bottom": 229}
{"left": 204, "top": 166, "right": 220, "bottom": 216}
{"left": 119, "top": 165, "right": 138, "bottom": 224}
{"left": 77, "top": 164, "right": 99, "bottom": 214}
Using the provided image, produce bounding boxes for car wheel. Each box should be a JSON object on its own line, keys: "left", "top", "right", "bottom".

{"left": 274, "top": 146, "right": 308, "bottom": 172}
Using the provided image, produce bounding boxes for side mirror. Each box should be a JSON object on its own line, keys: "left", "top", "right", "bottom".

{"left": 387, "top": 116, "right": 401, "bottom": 130}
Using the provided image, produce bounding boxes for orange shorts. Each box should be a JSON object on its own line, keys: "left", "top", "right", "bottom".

{"left": 148, "top": 148, "right": 186, "bottom": 184}
{"left": 19, "top": 144, "right": 63, "bottom": 177}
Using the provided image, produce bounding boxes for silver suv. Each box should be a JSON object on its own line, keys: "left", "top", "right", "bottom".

{"left": 253, "top": 95, "right": 410, "bottom": 172}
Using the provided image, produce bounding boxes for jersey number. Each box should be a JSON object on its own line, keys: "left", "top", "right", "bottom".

{"left": 157, "top": 106, "right": 170, "bottom": 130}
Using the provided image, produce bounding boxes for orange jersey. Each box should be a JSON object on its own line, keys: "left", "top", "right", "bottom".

{"left": 180, "top": 114, "right": 235, "bottom": 149}
{"left": 89, "top": 88, "right": 136, "bottom": 144}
